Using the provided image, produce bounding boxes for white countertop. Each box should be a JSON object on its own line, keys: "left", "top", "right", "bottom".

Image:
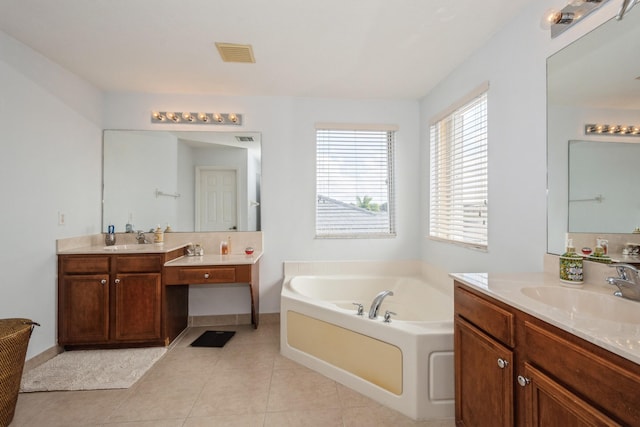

{"left": 164, "top": 251, "right": 262, "bottom": 266}
{"left": 57, "top": 243, "right": 188, "bottom": 254}
{"left": 451, "top": 271, "right": 640, "bottom": 366}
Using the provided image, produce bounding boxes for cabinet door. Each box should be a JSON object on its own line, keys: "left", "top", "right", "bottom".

{"left": 59, "top": 274, "right": 109, "bottom": 344}
{"left": 521, "top": 363, "right": 620, "bottom": 427}
{"left": 455, "top": 318, "right": 513, "bottom": 427}
{"left": 113, "top": 273, "right": 162, "bottom": 342}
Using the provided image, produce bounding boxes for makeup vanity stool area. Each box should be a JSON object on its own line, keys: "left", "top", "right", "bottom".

{"left": 453, "top": 278, "right": 640, "bottom": 426}
{"left": 163, "top": 254, "right": 261, "bottom": 330}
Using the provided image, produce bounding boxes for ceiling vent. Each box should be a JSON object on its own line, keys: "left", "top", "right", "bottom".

{"left": 236, "top": 136, "right": 255, "bottom": 142}
{"left": 215, "top": 43, "right": 255, "bottom": 63}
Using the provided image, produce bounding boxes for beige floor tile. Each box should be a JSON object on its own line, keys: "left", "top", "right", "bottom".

{"left": 13, "top": 389, "right": 129, "bottom": 427}
{"left": 264, "top": 407, "right": 344, "bottom": 426}
{"left": 267, "top": 368, "right": 341, "bottom": 412}
{"left": 216, "top": 341, "right": 279, "bottom": 371}
{"left": 183, "top": 413, "right": 265, "bottom": 427}
{"left": 189, "top": 368, "right": 272, "bottom": 417}
{"left": 336, "top": 383, "right": 379, "bottom": 408}
{"left": 98, "top": 419, "right": 185, "bottom": 427}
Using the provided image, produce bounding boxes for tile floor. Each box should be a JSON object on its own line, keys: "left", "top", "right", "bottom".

{"left": 11, "top": 317, "right": 455, "bottom": 426}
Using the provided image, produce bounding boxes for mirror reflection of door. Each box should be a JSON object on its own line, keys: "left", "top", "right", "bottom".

{"left": 195, "top": 167, "right": 238, "bottom": 231}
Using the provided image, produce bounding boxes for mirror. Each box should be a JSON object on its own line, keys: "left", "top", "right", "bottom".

{"left": 547, "top": 6, "right": 640, "bottom": 254}
{"left": 103, "top": 130, "right": 261, "bottom": 233}
{"left": 569, "top": 140, "right": 640, "bottom": 233}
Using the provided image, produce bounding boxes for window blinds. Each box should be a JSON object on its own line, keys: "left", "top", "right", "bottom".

{"left": 429, "top": 91, "right": 488, "bottom": 248}
{"left": 316, "top": 128, "right": 395, "bottom": 237}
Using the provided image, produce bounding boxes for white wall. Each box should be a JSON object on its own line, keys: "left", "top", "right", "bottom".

{"left": 419, "top": 0, "right": 622, "bottom": 274}
{"left": 103, "top": 93, "right": 421, "bottom": 316}
{"left": 0, "top": 31, "right": 103, "bottom": 358}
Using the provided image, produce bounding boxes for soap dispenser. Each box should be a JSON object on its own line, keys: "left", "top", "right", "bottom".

{"left": 153, "top": 225, "right": 164, "bottom": 244}
{"left": 559, "top": 239, "right": 583, "bottom": 286}
{"left": 105, "top": 225, "right": 116, "bottom": 246}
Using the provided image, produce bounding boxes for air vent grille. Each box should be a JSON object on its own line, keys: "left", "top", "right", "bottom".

{"left": 215, "top": 43, "right": 255, "bottom": 63}
{"left": 236, "top": 136, "right": 255, "bottom": 142}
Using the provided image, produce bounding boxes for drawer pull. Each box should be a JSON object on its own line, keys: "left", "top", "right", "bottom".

{"left": 100, "top": 279, "right": 107, "bottom": 285}
{"left": 204, "top": 273, "right": 210, "bottom": 279}
{"left": 517, "top": 375, "right": 531, "bottom": 387}
{"left": 497, "top": 358, "right": 509, "bottom": 369}
{"left": 114, "top": 278, "right": 121, "bottom": 284}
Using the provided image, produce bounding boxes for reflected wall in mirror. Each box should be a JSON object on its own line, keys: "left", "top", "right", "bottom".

{"left": 103, "top": 130, "right": 261, "bottom": 233}
{"left": 569, "top": 140, "right": 640, "bottom": 233}
{"left": 547, "top": 6, "right": 640, "bottom": 254}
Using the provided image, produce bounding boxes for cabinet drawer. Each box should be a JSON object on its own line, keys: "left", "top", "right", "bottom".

{"left": 524, "top": 321, "right": 640, "bottom": 425}
{"left": 61, "top": 256, "right": 110, "bottom": 274}
{"left": 454, "top": 283, "right": 514, "bottom": 347}
{"left": 116, "top": 255, "right": 163, "bottom": 273}
{"left": 178, "top": 267, "right": 236, "bottom": 284}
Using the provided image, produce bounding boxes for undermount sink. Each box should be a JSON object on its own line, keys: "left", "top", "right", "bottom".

{"left": 521, "top": 286, "right": 640, "bottom": 324}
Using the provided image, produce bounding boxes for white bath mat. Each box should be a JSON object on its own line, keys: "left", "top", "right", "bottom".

{"left": 20, "top": 347, "right": 166, "bottom": 392}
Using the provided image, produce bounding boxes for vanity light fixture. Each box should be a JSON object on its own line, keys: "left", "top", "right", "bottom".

{"left": 150, "top": 111, "right": 243, "bottom": 126}
{"left": 585, "top": 123, "right": 640, "bottom": 136}
{"left": 542, "top": 0, "right": 608, "bottom": 38}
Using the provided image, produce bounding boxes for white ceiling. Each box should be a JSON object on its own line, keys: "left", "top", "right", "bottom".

{"left": 0, "top": 0, "right": 536, "bottom": 100}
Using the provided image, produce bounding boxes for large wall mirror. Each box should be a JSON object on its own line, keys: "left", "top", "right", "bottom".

{"left": 103, "top": 130, "right": 261, "bottom": 233}
{"left": 547, "top": 6, "right": 640, "bottom": 254}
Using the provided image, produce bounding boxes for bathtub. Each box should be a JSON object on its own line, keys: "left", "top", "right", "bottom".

{"left": 280, "top": 263, "right": 454, "bottom": 421}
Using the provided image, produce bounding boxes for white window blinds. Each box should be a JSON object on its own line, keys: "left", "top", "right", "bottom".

{"left": 316, "top": 127, "right": 396, "bottom": 238}
{"left": 429, "top": 90, "right": 488, "bottom": 249}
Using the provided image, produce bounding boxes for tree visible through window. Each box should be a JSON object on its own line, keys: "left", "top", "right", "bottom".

{"left": 429, "top": 87, "right": 488, "bottom": 249}
{"left": 316, "top": 127, "right": 396, "bottom": 238}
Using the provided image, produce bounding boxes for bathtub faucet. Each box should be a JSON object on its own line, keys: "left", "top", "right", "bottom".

{"left": 368, "top": 290, "right": 394, "bottom": 319}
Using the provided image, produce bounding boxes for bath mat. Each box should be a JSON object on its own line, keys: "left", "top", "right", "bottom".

{"left": 190, "top": 330, "right": 235, "bottom": 348}
{"left": 20, "top": 347, "right": 166, "bottom": 392}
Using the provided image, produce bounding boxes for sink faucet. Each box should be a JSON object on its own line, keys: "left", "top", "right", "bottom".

{"left": 606, "top": 263, "right": 640, "bottom": 301}
{"left": 136, "top": 231, "right": 150, "bottom": 244}
{"left": 368, "top": 290, "right": 394, "bottom": 319}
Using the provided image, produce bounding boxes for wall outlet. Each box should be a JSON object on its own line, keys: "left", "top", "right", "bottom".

{"left": 58, "top": 211, "right": 65, "bottom": 225}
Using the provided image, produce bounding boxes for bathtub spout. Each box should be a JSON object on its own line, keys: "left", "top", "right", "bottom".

{"left": 368, "top": 290, "right": 394, "bottom": 319}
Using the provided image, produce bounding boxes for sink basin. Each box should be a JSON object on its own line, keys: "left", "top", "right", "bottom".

{"left": 521, "top": 286, "right": 640, "bottom": 324}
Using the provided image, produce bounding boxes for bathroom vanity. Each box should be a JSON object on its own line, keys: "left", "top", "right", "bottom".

{"left": 453, "top": 273, "right": 640, "bottom": 426}
{"left": 57, "top": 237, "right": 262, "bottom": 349}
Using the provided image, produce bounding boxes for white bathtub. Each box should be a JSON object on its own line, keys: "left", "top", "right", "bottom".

{"left": 280, "top": 266, "right": 454, "bottom": 421}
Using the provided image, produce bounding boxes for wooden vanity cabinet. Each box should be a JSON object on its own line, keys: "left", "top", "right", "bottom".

{"left": 58, "top": 251, "right": 181, "bottom": 348}
{"left": 454, "top": 281, "right": 640, "bottom": 426}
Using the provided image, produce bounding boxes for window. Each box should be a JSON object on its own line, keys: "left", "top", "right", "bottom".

{"left": 316, "top": 125, "right": 396, "bottom": 238}
{"left": 429, "top": 85, "right": 488, "bottom": 249}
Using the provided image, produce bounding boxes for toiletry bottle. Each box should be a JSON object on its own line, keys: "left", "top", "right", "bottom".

{"left": 220, "top": 240, "right": 229, "bottom": 255}
{"left": 153, "top": 225, "right": 164, "bottom": 244}
{"left": 559, "top": 239, "right": 583, "bottom": 285}
{"left": 125, "top": 213, "right": 134, "bottom": 233}
{"left": 105, "top": 225, "right": 116, "bottom": 246}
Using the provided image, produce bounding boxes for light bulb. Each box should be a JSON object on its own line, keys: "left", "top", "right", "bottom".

{"left": 182, "top": 112, "right": 194, "bottom": 122}
{"left": 228, "top": 113, "right": 238, "bottom": 123}
{"left": 198, "top": 113, "right": 209, "bottom": 122}
{"left": 540, "top": 8, "right": 574, "bottom": 29}
{"left": 152, "top": 111, "right": 164, "bottom": 121}
{"left": 213, "top": 113, "right": 223, "bottom": 123}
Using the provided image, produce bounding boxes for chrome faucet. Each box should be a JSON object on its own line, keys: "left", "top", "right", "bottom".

{"left": 136, "top": 230, "right": 150, "bottom": 244}
{"left": 606, "top": 263, "right": 640, "bottom": 301}
{"left": 368, "top": 290, "right": 394, "bottom": 319}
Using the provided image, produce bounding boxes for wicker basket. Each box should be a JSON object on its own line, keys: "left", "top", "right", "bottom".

{"left": 0, "top": 319, "right": 38, "bottom": 427}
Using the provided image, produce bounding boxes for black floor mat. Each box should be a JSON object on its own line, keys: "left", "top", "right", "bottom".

{"left": 190, "top": 330, "right": 235, "bottom": 348}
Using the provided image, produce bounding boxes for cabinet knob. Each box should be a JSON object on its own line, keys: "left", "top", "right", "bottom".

{"left": 517, "top": 375, "right": 531, "bottom": 387}
{"left": 114, "top": 278, "right": 121, "bottom": 284}
{"left": 497, "top": 358, "right": 509, "bottom": 369}
{"left": 204, "top": 273, "right": 210, "bottom": 279}
{"left": 100, "top": 279, "right": 107, "bottom": 285}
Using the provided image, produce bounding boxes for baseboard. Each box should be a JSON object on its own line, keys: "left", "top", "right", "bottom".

{"left": 24, "top": 345, "right": 63, "bottom": 372}
{"left": 189, "top": 312, "right": 280, "bottom": 326}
